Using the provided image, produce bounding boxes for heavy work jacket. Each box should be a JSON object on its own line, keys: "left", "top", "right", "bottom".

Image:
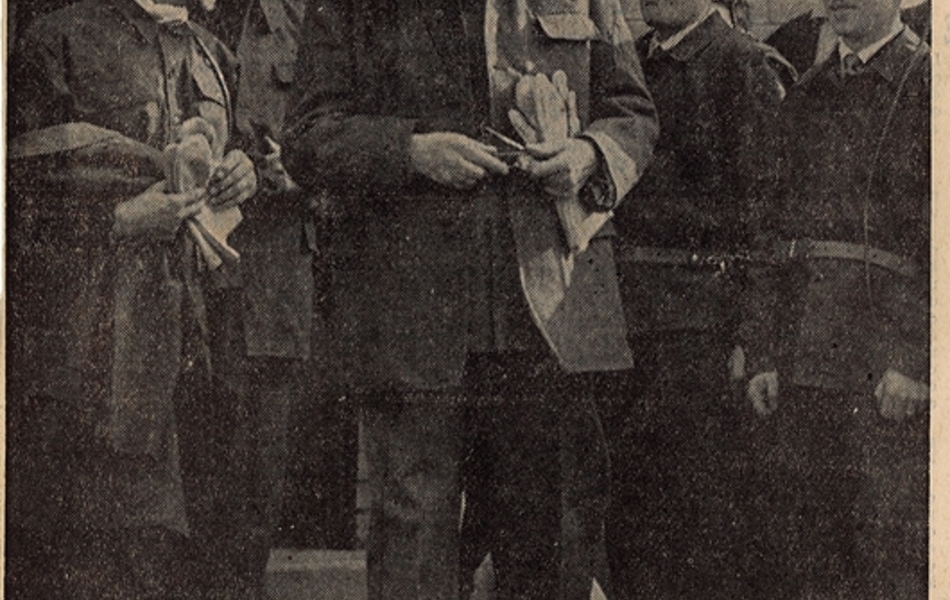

{"left": 284, "top": 0, "right": 657, "bottom": 391}
{"left": 742, "top": 27, "right": 930, "bottom": 391}
{"left": 8, "top": 0, "right": 242, "bottom": 460}
{"left": 613, "top": 13, "right": 783, "bottom": 334}
{"left": 229, "top": 0, "right": 314, "bottom": 360}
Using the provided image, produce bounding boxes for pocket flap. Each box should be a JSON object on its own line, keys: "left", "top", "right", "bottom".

{"left": 535, "top": 13, "right": 599, "bottom": 41}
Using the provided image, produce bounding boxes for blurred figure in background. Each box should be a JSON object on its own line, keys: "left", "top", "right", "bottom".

{"left": 764, "top": 0, "right": 929, "bottom": 76}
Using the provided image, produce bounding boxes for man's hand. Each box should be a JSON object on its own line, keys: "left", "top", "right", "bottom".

{"left": 875, "top": 368, "right": 929, "bottom": 422}
{"left": 207, "top": 149, "right": 258, "bottom": 208}
{"left": 520, "top": 137, "right": 598, "bottom": 198}
{"left": 747, "top": 370, "right": 779, "bottom": 417}
{"left": 113, "top": 181, "right": 205, "bottom": 240}
{"left": 409, "top": 132, "right": 509, "bottom": 189}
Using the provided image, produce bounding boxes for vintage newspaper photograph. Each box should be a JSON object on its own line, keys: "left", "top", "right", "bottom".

{"left": 4, "top": 0, "right": 939, "bottom": 597}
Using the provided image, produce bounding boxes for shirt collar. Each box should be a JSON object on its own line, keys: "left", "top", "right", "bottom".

{"left": 818, "top": 24, "right": 923, "bottom": 86}
{"left": 838, "top": 13, "right": 904, "bottom": 65}
{"left": 650, "top": 6, "right": 717, "bottom": 55}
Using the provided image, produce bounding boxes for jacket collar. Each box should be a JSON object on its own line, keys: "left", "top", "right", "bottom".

{"left": 811, "top": 25, "right": 926, "bottom": 86}
{"left": 111, "top": 0, "right": 187, "bottom": 42}
{"left": 837, "top": 13, "right": 903, "bottom": 66}
{"left": 863, "top": 25, "right": 925, "bottom": 84}
{"left": 639, "top": 11, "right": 726, "bottom": 62}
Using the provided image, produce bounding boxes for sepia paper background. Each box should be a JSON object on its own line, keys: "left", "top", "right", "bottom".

{"left": 0, "top": 0, "right": 947, "bottom": 596}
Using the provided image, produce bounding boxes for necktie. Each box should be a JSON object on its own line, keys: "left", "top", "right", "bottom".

{"left": 841, "top": 52, "right": 864, "bottom": 77}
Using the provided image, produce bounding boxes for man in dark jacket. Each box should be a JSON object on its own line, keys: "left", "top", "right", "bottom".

{"left": 764, "top": 0, "right": 930, "bottom": 76}
{"left": 5, "top": 0, "right": 281, "bottom": 596}
{"left": 742, "top": 0, "right": 929, "bottom": 596}
{"left": 602, "top": 0, "right": 784, "bottom": 597}
{"left": 283, "top": 0, "right": 658, "bottom": 598}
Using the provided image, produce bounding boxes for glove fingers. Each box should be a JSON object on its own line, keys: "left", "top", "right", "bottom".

{"left": 509, "top": 109, "right": 539, "bottom": 144}
{"left": 568, "top": 90, "right": 581, "bottom": 136}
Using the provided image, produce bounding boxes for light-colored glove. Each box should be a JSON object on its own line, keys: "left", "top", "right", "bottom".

{"left": 113, "top": 180, "right": 206, "bottom": 240}
{"left": 509, "top": 70, "right": 580, "bottom": 144}
{"left": 165, "top": 117, "right": 217, "bottom": 193}
{"left": 748, "top": 370, "right": 779, "bottom": 417}
{"left": 875, "top": 368, "right": 929, "bottom": 422}
{"left": 409, "top": 132, "right": 509, "bottom": 189}
{"left": 509, "top": 70, "right": 597, "bottom": 197}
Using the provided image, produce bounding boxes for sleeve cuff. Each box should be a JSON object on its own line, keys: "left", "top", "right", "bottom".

{"left": 578, "top": 140, "right": 617, "bottom": 212}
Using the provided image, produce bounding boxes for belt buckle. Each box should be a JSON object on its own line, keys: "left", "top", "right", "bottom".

{"left": 693, "top": 252, "right": 728, "bottom": 275}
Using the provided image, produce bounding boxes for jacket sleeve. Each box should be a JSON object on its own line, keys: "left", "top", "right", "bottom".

{"left": 730, "top": 45, "right": 786, "bottom": 226}
{"left": 581, "top": 37, "right": 659, "bottom": 207}
{"left": 9, "top": 21, "right": 73, "bottom": 138}
{"left": 873, "top": 58, "right": 931, "bottom": 384}
{"left": 281, "top": 0, "right": 418, "bottom": 202}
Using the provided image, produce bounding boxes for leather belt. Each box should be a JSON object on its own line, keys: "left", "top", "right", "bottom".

{"left": 772, "top": 239, "right": 920, "bottom": 278}
{"left": 621, "top": 240, "right": 920, "bottom": 278}
{"left": 622, "top": 246, "right": 735, "bottom": 270}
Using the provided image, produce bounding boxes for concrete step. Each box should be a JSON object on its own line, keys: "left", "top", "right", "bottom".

{"left": 265, "top": 550, "right": 367, "bottom": 600}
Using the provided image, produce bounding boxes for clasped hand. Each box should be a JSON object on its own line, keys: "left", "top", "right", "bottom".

{"left": 409, "top": 132, "right": 510, "bottom": 190}
{"left": 409, "top": 133, "right": 597, "bottom": 194}
{"left": 114, "top": 180, "right": 205, "bottom": 240}
{"left": 206, "top": 149, "right": 258, "bottom": 209}
{"left": 114, "top": 150, "right": 257, "bottom": 240}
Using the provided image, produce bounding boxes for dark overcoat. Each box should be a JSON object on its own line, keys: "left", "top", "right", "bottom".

{"left": 613, "top": 13, "right": 784, "bottom": 335}
{"left": 742, "top": 27, "right": 930, "bottom": 391}
{"left": 283, "top": 0, "right": 658, "bottom": 391}
{"left": 8, "top": 0, "right": 240, "bottom": 458}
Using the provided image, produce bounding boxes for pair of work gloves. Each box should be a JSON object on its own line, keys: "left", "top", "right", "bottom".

{"left": 408, "top": 69, "right": 604, "bottom": 254}
{"left": 114, "top": 117, "right": 257, "bottom": 268}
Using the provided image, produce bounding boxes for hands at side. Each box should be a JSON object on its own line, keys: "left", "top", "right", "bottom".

{"left": 734, "top": 346, "right": 929, "bottom": 422}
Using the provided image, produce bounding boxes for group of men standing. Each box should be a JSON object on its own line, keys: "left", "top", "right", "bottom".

{"left": 6, "top": 0, "right": 930, "bottom": 598}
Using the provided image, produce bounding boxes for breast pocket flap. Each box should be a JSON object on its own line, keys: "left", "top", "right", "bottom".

{"left": 535, "top": 13, "right": 599, "bottom": 41}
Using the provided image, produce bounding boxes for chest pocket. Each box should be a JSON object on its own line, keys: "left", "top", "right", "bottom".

{"left": 535, "top": 13, "right": 599, "bottom": 41}
{"left": 530, "top": 12, "right": 598, "bottom": 125}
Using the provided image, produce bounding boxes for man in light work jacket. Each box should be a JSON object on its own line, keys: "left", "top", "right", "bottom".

{"left": 283, "top": 0, "right": 658, "bottom": 598}
{"left": 742, "top": 0, "right": 930, "bottom": 596}
{"left": 603, "top": 0, "right": 784, "bottom": 597}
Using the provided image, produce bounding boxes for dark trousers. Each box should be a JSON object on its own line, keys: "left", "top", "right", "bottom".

{"left": 175, "top": 357, "right": 303, "bottom": 600}
{"left": 746, "top": 385, "right": 929, "bottom": 600}
{"left": 362, "top": 353, "right": 611, "bottom": 600}
{"left": 34, "top": 359, "right": 302, "bottom": 600}
{"left": 6, "top": 291, "right": 303, "bottom": 600}
{"left": 600, "top": 330, "right": 751, "bottom": 600}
